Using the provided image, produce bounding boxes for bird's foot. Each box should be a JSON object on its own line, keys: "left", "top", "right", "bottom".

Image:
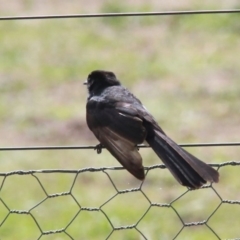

{"left": 94, "top": 143, "right": 103, "bottom": 154}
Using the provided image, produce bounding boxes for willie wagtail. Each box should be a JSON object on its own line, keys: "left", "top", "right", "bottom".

{"left": 84, "top": 70, "right": 219, "bottom": 189}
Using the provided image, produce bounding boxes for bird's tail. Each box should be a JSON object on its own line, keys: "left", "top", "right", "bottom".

{"left": 146, "top": 130, "right": 219, "bottom": 189}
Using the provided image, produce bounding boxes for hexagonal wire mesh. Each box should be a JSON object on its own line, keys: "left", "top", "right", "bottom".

{"left": 0, "top": 143, "right": 240, "bottom": 239}
{"left": 1, "top": 9, "right": 240, "bottom": 240}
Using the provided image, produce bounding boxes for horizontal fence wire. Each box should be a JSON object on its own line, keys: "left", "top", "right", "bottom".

{"left": 0, "top": 9, "right": 240, "bottom": 21}
{"left": 0, "top": 142, "right": 239, "bottom": 151}
{"left": 0, "top": 7, "right": 240, "bottom": 240}
{"left": 0, "top": 161, "right": 239, "bottom": 177}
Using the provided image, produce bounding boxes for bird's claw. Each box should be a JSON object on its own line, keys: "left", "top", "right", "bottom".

{"left": 94, "top": 143, "right": 103, "bottom": 154}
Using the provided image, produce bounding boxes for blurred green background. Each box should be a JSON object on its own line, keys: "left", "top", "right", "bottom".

{"left": 0, "top": 0, "right": 240, "bottom": 239}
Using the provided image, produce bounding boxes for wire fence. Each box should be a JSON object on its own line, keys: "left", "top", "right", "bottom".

{"left": 0, "top": 7, "right": 240, "bottom": 240}
{"left": 0, "top": 144, "right": 239, "bottom": 239}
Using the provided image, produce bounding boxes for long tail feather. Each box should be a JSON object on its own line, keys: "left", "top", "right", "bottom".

{"left": 147, "top": 130, "right": 219, "bottom": 189}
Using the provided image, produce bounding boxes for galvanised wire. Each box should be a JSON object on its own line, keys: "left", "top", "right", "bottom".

{"left": 0, "top": 160, "right": 239, "bottom": 239}
{"left": 0, "top": 9, "right": 240, "bottom": 21}
{"left": 0, "top": 142, "right": 239, "bottom": 151}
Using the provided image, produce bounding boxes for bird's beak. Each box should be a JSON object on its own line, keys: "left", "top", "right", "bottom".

{"left": 83, "top": 80, "right": 88, "bottom": 85}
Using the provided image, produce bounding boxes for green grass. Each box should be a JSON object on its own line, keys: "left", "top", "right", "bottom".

{"left": 0, "top": 1, "right": 240, "bottom": 239}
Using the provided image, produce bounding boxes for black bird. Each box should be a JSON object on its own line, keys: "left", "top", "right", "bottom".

{"left": 84, "top": 70, "right": 219, "bottom": 189}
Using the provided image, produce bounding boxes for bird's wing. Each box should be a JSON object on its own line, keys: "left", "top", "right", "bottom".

{"left": 115, "top": 101, "right": 166, "bottom": 135}
{"left": 92, "top": 126, "right": 145, "bottom": 180}
{"left": 86, "top": 100, "right": 146, "bottom": 180}
{"left": 87, "top": 100, "right": 147, "bottom": 143}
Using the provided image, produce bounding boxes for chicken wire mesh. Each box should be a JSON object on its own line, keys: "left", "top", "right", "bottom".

{"left": 0, "top": 147, "right": 239, "bottom": 240}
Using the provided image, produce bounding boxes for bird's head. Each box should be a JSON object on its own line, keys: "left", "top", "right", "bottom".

{"left": 84, "top": 70, "right": 121, "bottom": 95}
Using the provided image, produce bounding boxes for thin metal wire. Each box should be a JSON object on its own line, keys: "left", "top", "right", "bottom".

{"left": 0, "top": 142, "right": 239, "bottom": 151}
{"left": 0, "top": 9, "right": 240, "bottom": 21}
{"left": 0, "top": 161, "right": 239, "bottom": 177}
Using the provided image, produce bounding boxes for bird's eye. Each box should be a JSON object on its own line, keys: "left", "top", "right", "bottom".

{"left": 88, "top": 77, "right": 94, "bottom": 86}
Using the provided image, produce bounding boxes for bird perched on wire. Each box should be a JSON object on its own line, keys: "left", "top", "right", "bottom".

{"left": 84, "top": 70, "right": 219, "bottom": 189}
